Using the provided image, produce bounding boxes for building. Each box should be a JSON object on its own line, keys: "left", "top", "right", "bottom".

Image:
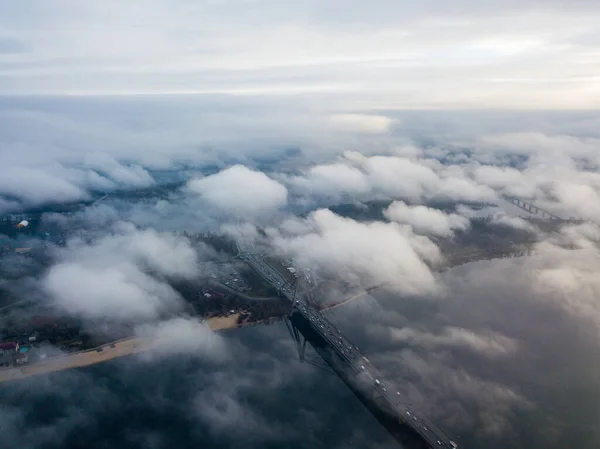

{"left": 0, "top": 342, "right": 19, "bottom": 355}
{"left": 0, "top": 342, "right": 19, "bottom": 367}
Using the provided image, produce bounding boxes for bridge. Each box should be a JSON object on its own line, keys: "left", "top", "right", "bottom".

{"left": 504, "top": 196, "right": 563, "bottom": 220}
{"left": 237, "top": 242, "right": 459, "bottom": 449}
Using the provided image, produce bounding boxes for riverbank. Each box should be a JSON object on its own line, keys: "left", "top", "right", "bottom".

{"left": 0, "top": 314, "right": 241, "bottom": 383}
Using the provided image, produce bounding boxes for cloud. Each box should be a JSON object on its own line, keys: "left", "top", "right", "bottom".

{"left": 82, "top": 153, "right": 154, "bottom": 188}
{"left": 491, "top": 214, "right": 538, "bottom": 232}
{"left": 555, "top": 221, "right": 600, "bottom": 248}
{"left": 436, "top": 174, "right": 497, "bottom": 203}
{"left": 386, "top": 326, "right": 518, "bottom": 357}
{"left": 0, "top": 151, "right": 155, "bottom": 211}
{"left": 286, "top": 162, "right": 371, "bottom": 200}
{"left": 0, "top": 166, "right": 88, "bottom": 206}
{"left": 329, "top": 114, "right": 395, "bottom": 133}
{"left": 384, "top": 201, "right": 470, "bottom": 236}
{"left": 346, "top": 152, "right": 441, "bottom": 201}
{"left": 531, "top": 238, "right": 600, "bottom": 329}
{"left": 268, "top": 209, "right": 441, "bottom": 294}
{"left": 287, "top": 152, "right": 497, "bottom": 204}
{"left": 0, "top": 97, "right": 394, "bottom": 213}
{"left": 135, "top": 317, "right": 228, "bottom": 360}
{"left": 61, "top": 225, "right": 200, "bottom": 278}
{"left": 44, "top": 262, "right": 181, "bottom": 321}
{"left": 457, "top": 204, "right": 539, "bottom": 232}
{"left": 395, "top": 350, "right": 529, "bottom": 436}
{"left": 1, "top": 1, "right": 600, "bottom": 109}
{"left": 467, "top": 132, "right": 600, "bottom": 222}
{"left": 42, "top": 227, "right": 201, "bottom": 321}
{"left": 1, "top": 95, "right": 597, "bottom": 222}
{"left": 552, "top": 177, "right": 600, "bottom": 222}
{"left": 473, "top": 165, "right": 537, "bottom": 198}
{"left": 186, "top": 165, "right": 288, "bottom": 217}
{"left": 477, "top": 133, "right": 600, "bottom": 166}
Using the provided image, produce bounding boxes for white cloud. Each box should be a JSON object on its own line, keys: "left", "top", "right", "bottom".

{"left": 0, "top": 150, "right": 155, "bottom": 211}
{"left": 553, "top": 179, "right": 600, "bottom": 222}
{"left": 329, "top": 113, "right": 395, "bottom": 133}
{"left": 269, "top": 209, "right": 441, "bottom": 294}
{"left": 186, "top": 165, "right": 288, "bottom": 217}
{"left": 388, "top": 326, "right": 518, "bottom": 357}
{"left": 43, "top": 227, "right": 200, "bottom": 321}
{"left": 477, "top": 133, "right": 600, "bottom": 165}
{"left": 473, "top": 165, "right": 538, "bottom": 199}
{"left": 0, "top": 166, "right": 88, "bottom": 206}
{"left": 491, "top": 214, "right": 537, "bottom": 232}
{"left": 384, "top": 201, "right": 470, "bottom": 236}
{"left": 44, "top": 262, "right": 181, "bottom": 321}
{"left": 287, "top": 152, "right": 497, "bottom": 204}
{"left": 555, "top": 222, "right": 600, "bottom": 249}
{"left": 135, "top": 318, "right": 228, "bottom": 359}
{"left": 287, "top": 162, "right": 370, "bottom": 199}
{"left": 352, "top": 153, "right": 441, "bottom": 200}
{"left": 83, "top": 153, "right": 154, "bottom": 188}
{"left": 437, "top": 175, "right": 497, "bottom": 203}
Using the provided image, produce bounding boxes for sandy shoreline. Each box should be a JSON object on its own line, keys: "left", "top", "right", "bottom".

{"left": 0, "top": 314, "right": 241, "bottom": 383}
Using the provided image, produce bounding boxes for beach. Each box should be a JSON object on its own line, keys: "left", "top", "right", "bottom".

{"left": 0, "top": 314, "right": 241, "bottom": 383}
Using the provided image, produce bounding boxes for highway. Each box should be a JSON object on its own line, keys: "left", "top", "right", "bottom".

{"left": 237, "top": 242, "right": 459, "bottom": 449}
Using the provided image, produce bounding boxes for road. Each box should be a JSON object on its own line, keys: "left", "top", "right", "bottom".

{"left": 237, "top": 241, "right": 459, "bottom": 449}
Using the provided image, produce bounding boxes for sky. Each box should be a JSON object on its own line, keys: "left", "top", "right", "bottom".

{"left": 1, "top": 0, "right": 600, "bottom": 108}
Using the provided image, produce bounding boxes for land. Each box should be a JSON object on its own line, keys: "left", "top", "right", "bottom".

{"left": 0, "top": 225, "right": 290, "bottom": 379}
{"left": 0, "top": 313, "right": 273, "bottom": 383}
{"left": 0, "top": 195, "right": 568, "bottom": 383}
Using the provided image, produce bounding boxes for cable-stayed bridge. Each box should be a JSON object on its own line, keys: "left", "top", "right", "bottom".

{"left": 237, "top": 242, "right": 459, "bottom": 449}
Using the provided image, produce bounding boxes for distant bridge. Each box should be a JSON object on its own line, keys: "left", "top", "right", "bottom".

{"left": 504, "top": 196, "right": 563, "bottom": 220}
{"left": 237, "top": 242, "right": 459, "bottom": 449}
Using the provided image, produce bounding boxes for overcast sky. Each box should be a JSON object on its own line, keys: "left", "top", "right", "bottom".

{"left": 1, "top": 0, "right": 599, "bottom": 108}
